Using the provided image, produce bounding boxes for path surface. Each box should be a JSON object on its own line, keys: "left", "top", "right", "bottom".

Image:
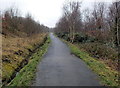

{"left": 33, "top": 33, "right": 100, "bottom": 86}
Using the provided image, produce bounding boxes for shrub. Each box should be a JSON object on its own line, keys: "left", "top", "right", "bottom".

{"left": 78, "top": 43, "right": 118, "bottom": 61}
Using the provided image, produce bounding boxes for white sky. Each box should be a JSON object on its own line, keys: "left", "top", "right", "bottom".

{"left": 0, "top": 0, "right": 115, "bottom": 28}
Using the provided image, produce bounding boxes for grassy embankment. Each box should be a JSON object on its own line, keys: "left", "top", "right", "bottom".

{"left": 7, "top": 35, "right": 50, "bottom": 86}
{"left": 2, "top": 33, "right": 50, "bottom": 86}
{"left": 60, "top": 38, "right": 119, "bottom": 87}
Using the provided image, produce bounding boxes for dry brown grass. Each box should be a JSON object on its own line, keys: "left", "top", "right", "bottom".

{"left": 2, "top": 34, "right": 46, "bottom": 55}
{"left": 2, "top": 33, "right": 47, "bottom": 83}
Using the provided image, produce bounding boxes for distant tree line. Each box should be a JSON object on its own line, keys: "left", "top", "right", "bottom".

{"left": 1, "top": 8, "right": 49, "bottom": 37}
{"left": 55, "top": 1, "right": 120, "bottom": 48}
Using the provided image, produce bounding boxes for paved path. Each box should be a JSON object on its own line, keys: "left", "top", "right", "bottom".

{"left": 33, "top": 33, "right": 100, "bottom": 86}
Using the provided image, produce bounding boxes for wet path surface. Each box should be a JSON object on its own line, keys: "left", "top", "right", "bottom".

{"left": 33, "top": 33, "right": 100, "bottom": 86}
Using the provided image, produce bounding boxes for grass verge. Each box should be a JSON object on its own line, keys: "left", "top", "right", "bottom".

{"left": 6, "top": 35, "right": 51, "bottom": 86}
{"left": 61, "top": 39, "right": 119, "bottom": 87}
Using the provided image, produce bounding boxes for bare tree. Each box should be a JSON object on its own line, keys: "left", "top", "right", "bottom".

{"left": 62, "top": 1, "right": 82, "bottom": 42}
{"left": 2, "top": 7, "right": 48, "bottom": 36}
{"left": 92, "top": 2, "right": 106, "bottom": 30}
{"left": 108, "top": 1, "right": 120, "bottom": 47}
{"left": 83, "top": 8, "right": 93, "bottom": 31}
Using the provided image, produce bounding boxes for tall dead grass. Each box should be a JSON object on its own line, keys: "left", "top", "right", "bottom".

{"left": 2, "top": 33, "right": 47, "bottom": 84}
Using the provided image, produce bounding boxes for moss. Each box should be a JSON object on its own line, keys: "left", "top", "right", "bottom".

{"left": 2, "top": 63, "right": 16, "bottom": 81}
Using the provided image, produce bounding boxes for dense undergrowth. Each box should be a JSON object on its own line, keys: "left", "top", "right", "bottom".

{"left": 76, "top": 43, "right": 118, "bottom": 70}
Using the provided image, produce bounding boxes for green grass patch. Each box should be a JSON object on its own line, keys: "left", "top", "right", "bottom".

{"left": 7, "top": 36, "right": 51, "bottom": 86}
{"left": 62, "top": 39, "right": 119, "bottom": 87}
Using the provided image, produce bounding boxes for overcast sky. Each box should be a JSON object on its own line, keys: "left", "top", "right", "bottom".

{"left": 0, "top": 0, "right": 115, "bottom": 28}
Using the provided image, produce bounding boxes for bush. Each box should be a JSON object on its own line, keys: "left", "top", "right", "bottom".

{"left": 78, "top": 43, "right": 118, "bottom": 60}
{"left": 73, "top": 33, "right": 95, "bottom": 43}
{"left": 56, "top": 32, "right": 96, "bottom": 43}
{"left": 56, "top": 32, "right": 70, "bottom": 41}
